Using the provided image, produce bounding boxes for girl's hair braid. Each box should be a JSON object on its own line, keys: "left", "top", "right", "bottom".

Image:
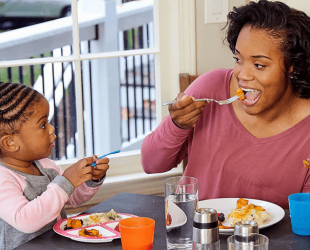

{"left": 0, "top": 82, "right": 42, "bottom": 136}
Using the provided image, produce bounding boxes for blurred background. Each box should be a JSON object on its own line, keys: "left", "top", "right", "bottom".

{"left": 0, "top": 0, "right": 156, "bottom": 161}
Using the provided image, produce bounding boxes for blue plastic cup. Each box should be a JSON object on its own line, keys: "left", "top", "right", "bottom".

{"left": 288, "top": 193, "right": 310, "bottom": 236}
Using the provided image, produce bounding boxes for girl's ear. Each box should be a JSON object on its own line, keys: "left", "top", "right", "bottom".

{"left": 0, "top": 135, "right": 19, "bottom": 153}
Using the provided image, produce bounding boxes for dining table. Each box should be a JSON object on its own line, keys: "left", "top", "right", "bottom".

{"left": 16, "top": 192, "right": 310, "bottom": 250}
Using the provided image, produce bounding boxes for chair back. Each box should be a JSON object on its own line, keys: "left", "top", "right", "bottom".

{"left": 179, "top": 73, "right": 199, "bottom": 171}
{"left": 179, "top": 73, "right": 199, "bottom": 92}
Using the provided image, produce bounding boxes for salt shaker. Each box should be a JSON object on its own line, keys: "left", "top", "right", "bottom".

{"left": 192, "top": 208, "right": 220, "bottom": 250}
{"left": 233, "top": 221, "right": 259, "bottom": 249}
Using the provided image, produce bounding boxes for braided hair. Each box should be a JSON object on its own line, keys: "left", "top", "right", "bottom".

{"left": 0, "top": 82, "right": 42, "bottom": 137}
{"left": 223, "top": 0, "right": 310, "bottom": 99}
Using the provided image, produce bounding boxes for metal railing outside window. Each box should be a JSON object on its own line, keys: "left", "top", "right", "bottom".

{"left": 0, "top": 31, "right": 156, "bottom": 161}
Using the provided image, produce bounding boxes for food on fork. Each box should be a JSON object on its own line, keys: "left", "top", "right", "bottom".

{"left": 303, "top": 159, "right": 310, "bottom": 169}
{"left": 235, "top": 88, "right": 245, "bottom": 100}
{"left": 228, "top": 198, "right": 270, "bottom": 227}
{"left": 78, "top": 228, "right": 102, "bottom": 237}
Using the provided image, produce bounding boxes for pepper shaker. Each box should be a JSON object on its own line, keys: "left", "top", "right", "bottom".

{"left": 233, "top": 220, "right": 259, "bottom": 248}
{"left": 192, "top": 208, "right": 220, "bottom": 250}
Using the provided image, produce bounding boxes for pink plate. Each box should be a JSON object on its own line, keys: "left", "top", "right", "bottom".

{"left": 53, "top": 212, "right": 137, "bottom": 243}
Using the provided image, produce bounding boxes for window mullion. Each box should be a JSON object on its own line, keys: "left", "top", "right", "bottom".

{"left": 71, "top": 0, "right": 85, "bottom": 159}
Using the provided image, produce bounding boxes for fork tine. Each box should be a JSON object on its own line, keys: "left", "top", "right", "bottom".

{"left": 217, "top": 95, "right": 240, "bottom": 105}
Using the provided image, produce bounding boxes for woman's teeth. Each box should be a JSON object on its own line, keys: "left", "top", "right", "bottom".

{"left": 241, "top": 87, "right": 259, "bottom": 93}
{"left": 240, "top": 87, "right": 261, "bottom": 103}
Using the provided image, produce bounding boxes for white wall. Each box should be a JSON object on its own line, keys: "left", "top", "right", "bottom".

{"left": 195, "top": 0, "right": 310, "bottom": 75}
{"left": 285, "top": 0, "right": 310, "bottom": 15}
{"left": 196, "top": 0, "right": 247, "bottom": 75}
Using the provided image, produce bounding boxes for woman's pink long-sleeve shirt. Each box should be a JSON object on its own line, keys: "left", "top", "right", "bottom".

{"left": 0, "top": 158, "right": 103, "bottom": 250}
{"left": 142, "top": 68, "right": 310, "bottom": 209}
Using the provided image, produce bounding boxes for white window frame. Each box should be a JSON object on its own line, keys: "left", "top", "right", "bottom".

{"left": 0, "top": 0, "right": 197, "bottom": 209}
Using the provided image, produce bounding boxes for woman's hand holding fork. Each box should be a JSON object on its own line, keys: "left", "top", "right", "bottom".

{"left": 168, "top": 92, "right": 208, "bottom": 129}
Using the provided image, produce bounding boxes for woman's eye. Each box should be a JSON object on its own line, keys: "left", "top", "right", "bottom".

{"left": 233, "top": 56, "right": 240, "bottom": 63}
{"left": 41, "top": 122, "right": 46, "bottom": 129}
{"left": 255, "top": 63, "right": 265, "bottom": 69}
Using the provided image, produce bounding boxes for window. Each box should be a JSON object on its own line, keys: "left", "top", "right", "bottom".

{"left": 0, "top": 0, "right": 195, "bottom": 207}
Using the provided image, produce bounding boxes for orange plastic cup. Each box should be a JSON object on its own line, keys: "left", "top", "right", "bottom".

{"left": 119, "top": 217, "right": 155, "bottom": 250}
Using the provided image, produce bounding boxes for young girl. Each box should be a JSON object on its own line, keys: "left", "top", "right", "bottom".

{"left": 0, "top": 82, "right": 109, "bottom": 250}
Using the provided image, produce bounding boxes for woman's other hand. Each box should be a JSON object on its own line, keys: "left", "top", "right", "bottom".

{"left": 169, "top": 92, "right": 208, "bottom": 129}
{"left": 91, "top": 155, "right": 109, "bottom": 181}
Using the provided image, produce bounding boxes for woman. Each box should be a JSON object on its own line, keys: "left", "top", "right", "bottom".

{"left": 141, "top": 0, "right": 310, "bottom": 209}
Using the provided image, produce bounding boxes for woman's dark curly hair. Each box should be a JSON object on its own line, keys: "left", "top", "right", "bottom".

{"left": 223, "top": 0, "right": 310, "bottom": 99}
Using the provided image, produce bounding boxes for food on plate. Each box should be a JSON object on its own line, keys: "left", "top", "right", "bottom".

{"left": 64, "top": 209, "right": 122, "bottom": 230}
{"left": 84, "top": 210, "right": 121, "bottom": 226}
{"left": 165, "top": 200, "right": 172, "bottom": 226}
{"left": 78, "top": 228, "right": 102, "bottom": 237}
{"left": 228, "top": 198, "right": 270, "bottom": 227}
{"left": 303, "top": 159, "right": 310, "bottom": 169}
{"left": 217, "top": 212, "right": 232, "bottom": 229}
{"left": 65, "top": 218, "right": 83, "bottom": 229}
{"left": 218, "top": 220, "right": 232, "bottom": 229}
{"left": 236, "top": 197, "right": 249, "bottom": 209}
{"left": 83, "top": 209, "right": 122, "bottom": 226}
{"left": 217, "top": 212, "right": 225, "bottom": 222}
{"left": 114, "top": 224, "right": 120, "bottom": 232}
{"left": 235, "top": 88, "right": 245, "bottom": 100}
{"left": 166, "top": 213, "right": 172, "bottom": 226}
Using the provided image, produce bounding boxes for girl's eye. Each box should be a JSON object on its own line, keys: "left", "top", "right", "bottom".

{"left": 41, "top": 122, "right": 46, "bottom": 129}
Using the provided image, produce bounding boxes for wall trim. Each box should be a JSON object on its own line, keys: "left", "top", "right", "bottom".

{"left": 178, "top": 0, "right": 196, "bottom": 75}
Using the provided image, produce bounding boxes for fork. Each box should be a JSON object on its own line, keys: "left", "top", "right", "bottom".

{"left": 162, "top": 94, "right": 241, "bottom": 106}
{"left": 91, "top": 150, "right": 120, "bottom": 167}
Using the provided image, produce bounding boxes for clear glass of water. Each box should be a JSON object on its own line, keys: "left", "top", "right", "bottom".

{"left": 227, "top": 234, "right": 269, "bottom": 250}
{"left": 164, "top": 176, "right": 198, "bottom": 250}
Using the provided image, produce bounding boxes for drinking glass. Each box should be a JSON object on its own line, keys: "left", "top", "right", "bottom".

{"left": 164, "top": 176, "right": 198, "bottom": 249}
{"left": 288, "top": 193, "right": 310, "bottom": 236}
{"left": 227, "top": 234, "right": 269, "bottom": 250}
{"left": 119, "top": 217, "right": 155, "bottom": 250}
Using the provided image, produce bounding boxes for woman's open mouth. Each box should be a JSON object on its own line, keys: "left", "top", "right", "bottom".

{"left": 240, "top": 87, "right": 261, "bottom": 106}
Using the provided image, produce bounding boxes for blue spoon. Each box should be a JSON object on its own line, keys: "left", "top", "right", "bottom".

{"left": 92, "top": 150, "right": 120, "bottom": 167}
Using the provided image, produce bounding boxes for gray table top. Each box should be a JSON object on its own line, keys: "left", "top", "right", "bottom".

{"left": 16, "top": 193, "right": 310, "bottom": 250}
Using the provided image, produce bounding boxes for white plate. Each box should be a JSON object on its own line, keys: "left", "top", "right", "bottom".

{"left": 198, "top": 198, "right": 285, "bottom": 235}
{"left": 166, "top": 200, "right": 187, "bottom": 231}
{"left": 53, "top": 212, "right": 137, "bottom": 243}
